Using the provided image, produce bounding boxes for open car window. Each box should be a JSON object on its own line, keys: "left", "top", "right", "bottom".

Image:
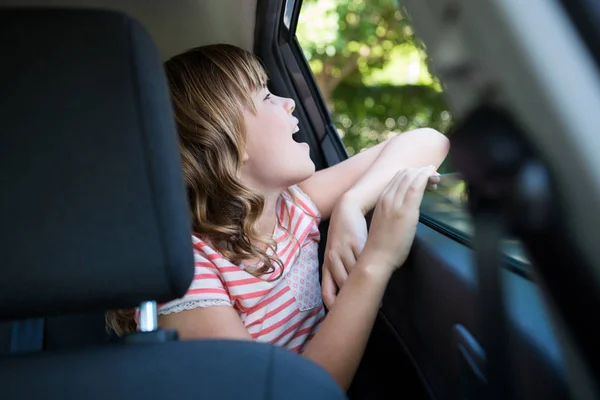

{"left": 296, "top": 0, "right": 531, "bottom": 274}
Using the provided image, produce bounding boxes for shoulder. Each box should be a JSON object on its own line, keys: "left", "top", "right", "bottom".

{"left": 278, "top": 185, "right": 321, "bottom": 244}
{"left": 191, "top": 236, "right": 233, "bottom": 269}
{"left": 156, "top": 235, "right": 233, "bottom": 316}
{"left": 282, "top": 185, "right": 321, "bottom": 220}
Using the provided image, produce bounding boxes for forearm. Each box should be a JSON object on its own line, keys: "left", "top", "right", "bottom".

{"left": 302, "top": 258, "right": 391, "bottom": 390}
{"left": 346, "top": 128, "right": 449, "bottom": 213}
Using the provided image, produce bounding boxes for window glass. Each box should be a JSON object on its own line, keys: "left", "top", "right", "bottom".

{"left": 297, "top": 0, "right": 452, "bottom": 156}
{"left": 296, "top": 0, "right": 531, "bottom": 271}
{"left": 283, "top": 0, "right": 295, "bottom": 30}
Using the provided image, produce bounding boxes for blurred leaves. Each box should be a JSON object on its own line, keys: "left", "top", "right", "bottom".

{"left": 296, "top": 0, "right": 530, "bottom": 265}
{"left": 332, "top": 83, "right": 451, "bottom": 154}
{"left": 297, "top": 0, "right": 453, "bottom": 157}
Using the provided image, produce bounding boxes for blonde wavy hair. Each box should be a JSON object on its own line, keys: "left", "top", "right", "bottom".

{"left": 106, "top": 44, "right": 285, "bottom": 336}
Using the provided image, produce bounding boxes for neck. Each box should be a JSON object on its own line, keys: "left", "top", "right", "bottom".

{"left": 255, "top": 188, "right": 282, "bottom": 239}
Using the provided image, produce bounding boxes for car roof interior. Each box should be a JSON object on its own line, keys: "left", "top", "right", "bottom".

{"left": 1, "top": 0, "right": 257, "bottom": 59}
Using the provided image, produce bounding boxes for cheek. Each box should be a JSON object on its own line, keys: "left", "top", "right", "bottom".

{"left": 243, "top": 118, "right": 266, "bottom": 154}
{"left": 245, "top": 119, "right": 285, "bottom": 153}
{"left": 243, "top": 109, "right": 302, "bottom": 169}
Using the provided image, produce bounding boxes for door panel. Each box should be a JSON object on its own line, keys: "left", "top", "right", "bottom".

{"left": 378, "top": 224, "right": 568, "bottom": 399}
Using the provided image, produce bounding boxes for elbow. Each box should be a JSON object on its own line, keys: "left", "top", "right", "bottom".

{"left": 434, "top": 129, "right": 451, "bottom": 160}
{"left": 395, "top": 127, "right": 451, "bottom": 165}
{"left": 421, "top": 127, "right": 450, "bottom": 149}
{"left": 420, "top": 128, "right": 450, "bottom": 165}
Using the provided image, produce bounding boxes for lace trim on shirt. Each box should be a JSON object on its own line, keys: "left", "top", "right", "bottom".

{"left": 158, "top": 299, "right": 231, "bottom": 315}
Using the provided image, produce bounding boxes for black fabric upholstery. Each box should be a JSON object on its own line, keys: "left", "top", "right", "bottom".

{"left": 0, "top": 312, "right": 115, "bottom": 354}
{"left": 0, "top": 9, "right": 346, "bottom": 400}
{"left": 0, "top": 340, "right": 345, "bottom": 399}
{"left": 44, "top": 312, "right": 116, "bottom": 349}
{"left": 0, "top": 8, "right": 194, "bottom": 320}
{"left": 0, "top": 322, "right": 13, "bottom": 354}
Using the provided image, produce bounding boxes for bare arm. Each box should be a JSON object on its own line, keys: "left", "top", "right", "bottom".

{"left": 158, "top": 307, "right": 252, "bottom": 341}
{"left": 300, "top": 259, "right": 390, "bottom": 388}
{"left": 158, "top": 258, "right": 389, "bottom": 390}
{"left": 298, "top": 128, "right": 449, "bottom": 218}
{"left": 158, "top": 168, "right": 433, "bottom": 390}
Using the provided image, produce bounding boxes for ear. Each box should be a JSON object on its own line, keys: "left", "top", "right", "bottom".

{"left": 242, "top": 151, "right": 249, "bottom": 162}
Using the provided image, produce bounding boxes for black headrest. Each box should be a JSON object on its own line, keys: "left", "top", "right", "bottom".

{"left": 0, "top": 8, "right": 194, "bottom": 320}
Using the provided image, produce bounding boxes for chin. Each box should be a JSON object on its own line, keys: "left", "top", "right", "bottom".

{"left": 303, "top": 160, "right": 316, "bottom": 178}
{"left": 286, "top": 162, "right": 315, "bottom": 187}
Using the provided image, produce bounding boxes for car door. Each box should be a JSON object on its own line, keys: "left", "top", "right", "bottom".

{"left": 254, "top": 0, "right": 599, "bottom": 399}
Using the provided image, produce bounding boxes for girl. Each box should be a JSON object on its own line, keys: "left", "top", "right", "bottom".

{"left": 107, "top": 44, "right": 449, "bottom": 390}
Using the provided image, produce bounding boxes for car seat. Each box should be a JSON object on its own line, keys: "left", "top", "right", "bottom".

{"left": 0, "top": 8, "right": 345, "bottom": 400}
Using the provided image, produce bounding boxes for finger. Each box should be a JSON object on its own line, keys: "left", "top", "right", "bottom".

{"left": 426, "top": 174, "right": 440, "bottom": 191}
{"left": 351, "top": 237, "right": 366, "bottom": 260}
{"left": 426, "top": 183, "right": 438, "bottom": 191}
{"left": 379, "top": 169, "right": 405, "bottom": 201}
{"left": 340, "top": 247, "right": 357, "bottom": 274}
{"left": 326, "top": 251, "right": 349, "bottom": 290}
{"left": 403, "top": 167, "right": 436, "bottom": 209}
{"left": 379, "top": 169, "right": 413, "bottom": 207}
{"left": 391, "top": 167, "right": 424, "bottom": 204}
{"left": 321, "top": 267, "right": 338, "bottom": 309}
{"left": 428, "top": 173, "right": 441, "bottom": 184}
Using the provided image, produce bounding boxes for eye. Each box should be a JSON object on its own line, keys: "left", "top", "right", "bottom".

{"left": 263, "top": 92, "right": 272, "bottom": 101}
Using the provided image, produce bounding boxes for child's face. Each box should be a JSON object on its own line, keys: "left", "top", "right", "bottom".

{"left": 240, "top": 87, "right": 315, "bottom": 193}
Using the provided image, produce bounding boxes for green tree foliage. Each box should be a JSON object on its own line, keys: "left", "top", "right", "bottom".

{"left": 297, "top": 0, "right": 452, "bottom": 157}
{"left": 295, "top": 0, "right": 527, "bottom": 254}
{"left": 332, "top": 83, "right": 451, "bottom": 155}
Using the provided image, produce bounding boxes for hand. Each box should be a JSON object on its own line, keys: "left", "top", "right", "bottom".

{"left": 321, "top": 201, "right": 368, "bottom": 309}
{"left": 427, "top": 172, "right": 441, "bottom": 191}
{"left": 360, "top": 166, "right": 435, "bottom": 272}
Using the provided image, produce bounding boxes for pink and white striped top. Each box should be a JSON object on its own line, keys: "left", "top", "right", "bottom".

{"left": 158, "top": 185, "right": 325, "bottom": 353}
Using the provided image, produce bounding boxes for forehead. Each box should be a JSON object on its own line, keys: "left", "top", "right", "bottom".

{"left": 250, "top": 84, "right": 269, "bottom": 99}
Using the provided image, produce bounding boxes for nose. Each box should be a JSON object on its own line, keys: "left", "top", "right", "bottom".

{"left": 283, "top": 97, "right": 295, "bottom": 114}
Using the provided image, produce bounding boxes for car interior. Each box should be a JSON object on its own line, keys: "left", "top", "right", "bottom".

{"left": 1, "top": 0, "right": 599, "bottom": 399}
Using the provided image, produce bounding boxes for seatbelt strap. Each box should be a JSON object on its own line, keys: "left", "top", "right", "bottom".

{"left": 10, "top": 318, "right": 45, "bottom": 353}
{"left": 449, "top": 105, "right": 528, "bottom": 398}
{"left": 473, "top": 209, "right": 513, "bottom": 400}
